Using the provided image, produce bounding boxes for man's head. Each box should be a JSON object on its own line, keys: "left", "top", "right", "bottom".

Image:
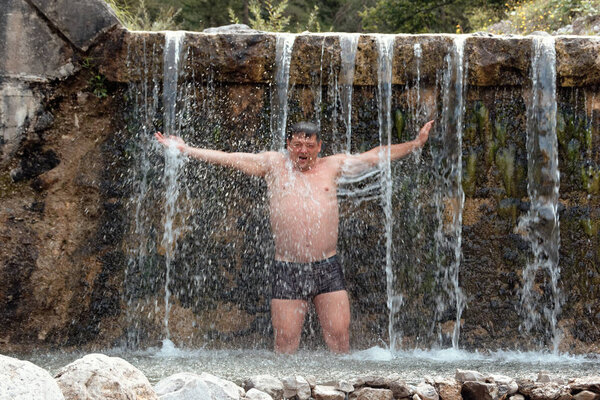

{"left": 286, "top": 122, "right": 322, "bottom": 171}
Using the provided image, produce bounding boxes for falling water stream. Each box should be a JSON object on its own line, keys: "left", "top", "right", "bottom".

{"left": 518, "top": 35, "right": 562, "bottom": 353}
{"left": 339, "top": 33, "right": 360, "bottom": 153}
{"left": 270, "top": 33, "right": 296, "bottom": 150}
{"left": 161, "top": 31, "right": 186, "bottom": 344}
{"left": 375, "top": 35, "right": 401, "bottom": 351}
{"left": 434, "top": 36, "right": 467, "bottom": 349}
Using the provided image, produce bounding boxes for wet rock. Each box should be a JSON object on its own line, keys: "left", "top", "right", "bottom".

{"left": 246, "top": 388, "right": 274, "bottom": 400}
{"left": 0, "top": 354, "right": 65, "bottom": 400}
{"left": 244, "top": 376, "right": 284, "bottom": 400}
{"left": 352, "top": 375, "right": 412, "bottom": 398}
{"left": 154, "top": 373, "right": 212, "bottom": 399}
{"left": 155, "top": 372, "right": 245, "bottom": 400}
{"left": 28, "top": 0, "right": 120, "bottom": 51}
{"left": 313, "top": 385, "right": 345, "bottom": 400}
{"left": 335, "top": 379, "right": 354, "bottom": 393}
{"left": 556, "top": 37, "right": 600, "bottom": 86}
{"left": 489, "top": 374, "right": 519, "bottom": 396}
{"left": 281, "top": 375, "right": 311, "bottom": 400}
{"left": 529, "top": 383, "right": 571, "bottom": 400}
{"left": 349, "top": 387, "right": 394, "bottom": 400}
{"left": 456, "top": 369, "right": 486, "bottom": 383}
{"left": 466, "top": 36, "right": 530, "bottom": 86}
{"left": 200, "top": 373, "right": 245, "bottom": 399}
{"left": 573, "top": 391, "right": 600, "bottom": 400}
{"left": 414, "top": 383, "right": 439, "bottom": 400}
{"left": 509, "top": 395, "right": 526, "bottom": 400}
{"left": 570, "top": 377, "right": 600, "bottom": 393}
{"left": 55, "top": 353, "right": 157, "bottom": 400}
{"left": 433, "top": 378, "right": 461, "bottom": 400}
{"left": 538, "top": 373, "right": 566, "bottom": 385}
{"left": 461, "top": 381, "right": 498, "bottom": 400}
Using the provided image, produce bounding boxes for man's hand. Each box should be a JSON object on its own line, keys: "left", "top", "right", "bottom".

{"left": 416, "top": 120, "right": 434, "bottom": 147}
{"left": 155, "top": 132, "right": 186, "bottom": 153}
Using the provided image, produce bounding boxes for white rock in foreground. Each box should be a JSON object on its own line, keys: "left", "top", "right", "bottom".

{"left": 0, "top": 354, "right": 65, "bottom": 400}
{"left": 154, "top": 372, "right": 244, "bottom": 400}
{"left": 282, "top": 375, "right": 311, "bottom": 400}
{"left": 54, "top": 353, "right": 157, "bottom": 400}
{"left": 246, "top": 388, "right": 274, "bottom": 400}
{"left": 244, "top": 375, "right": 284, "bottom": 400}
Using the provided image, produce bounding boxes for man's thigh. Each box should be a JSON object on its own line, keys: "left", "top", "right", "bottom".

{"left": 313, "top": 290, "right": 350, "bottom": 331}
{"left": 271, "top": 299, "right": 308, "bottom": 333}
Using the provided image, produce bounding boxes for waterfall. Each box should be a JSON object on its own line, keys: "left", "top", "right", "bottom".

{"left": 339, "top": 33, "right": 360, "bottom": 153}
{"left": 375, "top": 34, "right": 402, "bottom": 351}
{"left": 161, "top": 31, "right": 186, "bottom": 343}
{"left": 518, "top": 35, "right": 562, "bottom": 353}
{"left": 434, "top": 36, "right": 467, "bottom": 349}
{"left": 270, "top": 33, "right": 296, "bottom": 150}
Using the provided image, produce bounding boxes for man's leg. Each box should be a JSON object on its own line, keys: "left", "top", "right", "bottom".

{"left": 314, "top": 290, "right": 350, "bottom": 353}
{"left": 271, "top": 299, "right": 308, "bottom": 354}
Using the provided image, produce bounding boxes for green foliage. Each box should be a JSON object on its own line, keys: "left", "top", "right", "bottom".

{"left": 248, "top": 0, "right": 291, "bottom": 31}
{"left": 485, "top": 0, "right": 600, "bottom": 34}
{"left": 103, "top": 0, "right": 181, "bottom": 30}
{"left": 360, "top": 0, "right": 505, "bottom": 33}
{"left": 82, "top": 57, "right": 108, "bottom": 98}
{"left": 228, "top": 0, "right": 323, "bottom": 32}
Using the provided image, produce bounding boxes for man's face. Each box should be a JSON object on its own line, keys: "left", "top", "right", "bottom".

{"left": 287, "top": 133, "right": 322, "bottom": 171}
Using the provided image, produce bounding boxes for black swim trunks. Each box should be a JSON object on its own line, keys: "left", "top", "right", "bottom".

{"left": 271, "top": 255, "right": 346, "bottom": 300}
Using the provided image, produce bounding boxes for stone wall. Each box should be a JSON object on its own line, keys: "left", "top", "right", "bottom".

{"left": 1, "top": 0, "right": 599, "bottom": 353}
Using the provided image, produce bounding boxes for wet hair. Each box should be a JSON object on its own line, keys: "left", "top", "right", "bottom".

{"left": 287, "top": 121, "right": 321, "bottom": 142}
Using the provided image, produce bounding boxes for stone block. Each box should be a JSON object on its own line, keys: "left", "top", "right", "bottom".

{"left": 0, "top": 0, "right": 75, "bottom": 81}
{"left": 28, "top": 0, "right": 120, "bottom": 51}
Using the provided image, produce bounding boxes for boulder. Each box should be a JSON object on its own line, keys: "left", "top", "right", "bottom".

{"left": 433, "top": 378, "right": 462, "bottom": 400}
{"left": 335, "top": 379, "right": 354, "bottom": 393}
{"left": 313, "top": 385, "right": 345, "bottom": 400}
{"left": 246, "top": 388, "right": 274, "bottom": 400}
{"left": 461, "top": 381, "right": 498, "bottom": 400}
{"left": 573, "top": 391, "right": 600, "bottom": 400}
{"left": 244, "top": 375, "right": 284, "bottom": 400}
{"left": 54, "top": 353, "right": 157, "bottom": 400}
{"left": 154, "top": 373, "right": 212, "bottom": 400}
{"left": 528, "top": 383, "right": 572, "bottom": 400}
{"left": 414, "top": 383, "right": 439, "bottom": 400}
{"left": 456, "top": 369, "right": 486, "bottom": 383}
{"left": 489, "top": 374, "right": 519, "bottom": 397}
{"left": 0, "top": 354, "right": 65, "bottom": 400}
{"left": 281, "top": 375, "right": 311, "bottom": 400}
{"left": 571, "top": 377, "right": 600, "bottom": 393}
{"left": 155, "top": 372, "right": 244, "bottom": 400}
{"left": 349, "top": 387, "right": 394, "bottom": 400}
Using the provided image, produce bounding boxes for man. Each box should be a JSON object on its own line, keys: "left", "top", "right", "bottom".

{"left": 155, "top": 119, "right": 433, "bottom": 354}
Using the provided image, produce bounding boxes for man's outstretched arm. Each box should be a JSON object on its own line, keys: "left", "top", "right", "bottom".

{"left": 353, "top": 120, "right": 433, "bottom": 166}
{"left": 155, "top": 132, "right": 273, "bottom": 177}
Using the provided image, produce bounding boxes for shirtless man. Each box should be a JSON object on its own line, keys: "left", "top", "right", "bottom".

{"left": 155, "top": 119, "right": 433, "bottom": 354}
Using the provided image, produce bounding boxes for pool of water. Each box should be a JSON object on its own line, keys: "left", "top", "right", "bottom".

{"left": 12, "top": 344, "right": 600, "bottom": 385}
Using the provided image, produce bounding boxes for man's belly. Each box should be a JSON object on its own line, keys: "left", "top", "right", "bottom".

{"left": 269, "top": 198, "right": 339, "bottom": 263}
